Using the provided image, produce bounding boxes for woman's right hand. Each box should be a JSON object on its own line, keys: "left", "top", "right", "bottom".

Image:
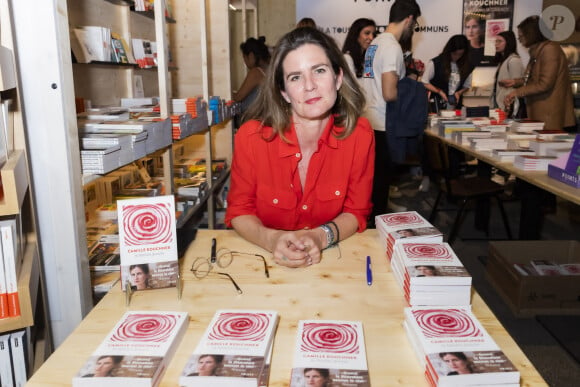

{"left": 270, "top": 230, "right": 321, "bottom": 268}
{"left": 499, "top": 79, "right": 516, "bottom": 88}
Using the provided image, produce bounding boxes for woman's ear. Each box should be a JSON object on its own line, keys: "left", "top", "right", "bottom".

{"left": 281, "top": 90, "right": 291, "bottom": 103}
{"left": 335, "top": 68, "right": 344, "bottom": 91}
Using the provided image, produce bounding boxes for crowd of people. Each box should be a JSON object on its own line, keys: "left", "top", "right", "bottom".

{"left": 226, "top": 0, "right": 577, "bottom": 270}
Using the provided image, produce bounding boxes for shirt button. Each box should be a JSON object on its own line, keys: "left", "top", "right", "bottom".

{"left": 335, "top": 190, "right": 341, "bottom": 196}
{"left": 302, "top": 204, "right": 308, "bottom": 210}
{"left": 295, "top": 153, "right": 301, "bottom": 158}
{"left": 273, "top": 198, "right": 279, "bottom": 204}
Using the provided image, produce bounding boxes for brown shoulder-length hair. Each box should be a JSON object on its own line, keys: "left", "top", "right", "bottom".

{"left": 518, "top": 15, "right": 547, "bottom": 47}
{"left": 439, "top": 34, "right": 472, "bottom": 81}
{"left": 242, "top": 27, "right": 365, "bottom": 141}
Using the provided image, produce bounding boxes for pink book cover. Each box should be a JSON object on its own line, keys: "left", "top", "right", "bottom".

{"left": 180, "top": 309, "right": 279, "bottom": 387}
{"left": 73, "top": 311, "right": 189, "bottom": 387}
{"left": 117, "top": 195, "right": 178, "bottom": 292}
{"left": 290, "top": 320, "right": 369, "bottom": 387}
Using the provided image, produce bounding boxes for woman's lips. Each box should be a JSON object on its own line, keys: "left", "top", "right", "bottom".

{"left": 305, "top": 97, "right": 321, "bottom": 104}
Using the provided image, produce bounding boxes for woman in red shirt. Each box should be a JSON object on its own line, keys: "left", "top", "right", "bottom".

{"left": 225, "top": 27, "right": 375, "bottom": 268}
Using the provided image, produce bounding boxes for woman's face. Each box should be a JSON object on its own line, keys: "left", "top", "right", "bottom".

{"left": 197, "top": 356, "right": 218, "bottom": 376}
{"left": 94, "top": 357, "right": 116, "bottom": 377}
{"left": 517, "top": 29, "right": 528, "bottom": 48}
{"left": 495, "top": 36, "right": 506, "bottom": 54}
{"left": 304, "top": 369, "right": 327, "bottom": 387}
{"left": 243, "top": 52, "right": 256, "bottom": 69}
{"left": 416, "top": 266, "right": 435, "bottom": 276}
{"left": 442, "top": 354, "right": 470, "bottom": 374}
{"left": 464, "top": 18, "right": 481, "bottom": 42}
{"left": 357, "top": 25, "right": 376, "bottom": 51}
{"left": 130, "top": 267, "right": 148, "bottom": 289}
{"left": 281, "top": 43, "right": 343, "bottom": 123}
{"left": 450, "top": 49, "right": 465, "bottom": 63}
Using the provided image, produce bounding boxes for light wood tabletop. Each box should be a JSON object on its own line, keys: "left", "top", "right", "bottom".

{"left": 27, "top": 229, "right": 547, "bottom": 386}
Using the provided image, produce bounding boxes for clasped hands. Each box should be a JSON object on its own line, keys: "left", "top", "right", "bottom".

{"left": 271, "top": 230, "right": 324, "bottom": 268}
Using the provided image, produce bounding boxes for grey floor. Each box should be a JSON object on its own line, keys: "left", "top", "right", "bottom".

{"left": 389, "top": 172, "right": 580, "bottom": 387}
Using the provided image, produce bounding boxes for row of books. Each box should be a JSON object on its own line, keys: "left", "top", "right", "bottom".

{"left": 0, "top": 218, "right": 22, "bottom": 319}
{"left": 72, "top": 309, "right": 370, "bottom": 387}
{"left": 513, "top": 259, "right": 580, "bottom": 276}
{"left": 0, "top": 329, "right": 29, "bottom": 386}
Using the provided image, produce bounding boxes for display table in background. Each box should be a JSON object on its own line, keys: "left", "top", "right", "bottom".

{"left": 27, "top": 230, "right": 547, "bottom": 386}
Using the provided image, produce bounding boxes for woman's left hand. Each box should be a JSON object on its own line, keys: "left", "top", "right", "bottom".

{"left": 504, "top": 92, "right": 516, "bottom": 108}
{"left": 271, "top": 231, "right": 322, "bottom": 268}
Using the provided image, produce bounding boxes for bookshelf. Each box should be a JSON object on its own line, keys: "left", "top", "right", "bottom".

{"left": 8, "top": 0, "right": 234, "bottom": 348}
{"left": 0, "top": 0, "right": 54, "bottom": 376}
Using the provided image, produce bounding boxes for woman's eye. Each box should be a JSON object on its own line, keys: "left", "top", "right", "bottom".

{"left": 314, "top": 67, "right": 326, "bottom": 74}
{"left": 289, "top": 75, "right": 300, "bottom": 82}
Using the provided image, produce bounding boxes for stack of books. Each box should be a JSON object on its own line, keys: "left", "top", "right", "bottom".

{"left": 468, "top": 136, "right": 508, "bottom": 151}
{"left": 73, "top": 311, "right": 189, "bottom": 386}
{"left": 491, "top": 148, "right": 535, "bottom": 162}
{"left": 391, "top": 242, "right": 472, "bottom": 306}
{"left": 438, "top": 120, "right": 477, "bottom": 139}
{"left": 510, "top": 119, "right": 545, "bottom": 133}
{"left": 180, "top": 309, "right": 278, "bottom": 387}
{"left": 505, "top": 132, "right": 538, "bottom": 148}
{"left": 81, "top": 133, "right": 134, "bottom": 166}
{"left": 375, "top": 211, "right": 443, "bottom": 261}
{"left": 513, "top": 155, "right": 556, "bottom": 171}
{"left": 81, "top": 145, "right": 121, "bottom": 175}
{"left": 289, "top": 320, "right": 369, "bottom": 386}
{"left": 403, "top": 306, "right": 520, "bottom": 386}
{"left": 528, "top": 139, "right": 571, "bottom": 156}
{"left": 451, "top": 131, "right": 491, "bottom": 146}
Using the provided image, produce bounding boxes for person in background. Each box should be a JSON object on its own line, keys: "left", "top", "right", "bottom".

{"left": 504, "top": 16, "right": 575, "bottom": 131}
{"left": 439, "top": 352, "right": 475, "bottom": 375}
{"left": 342, "top": 18, "right": 377, "bottom": 79}
{"left": 491, "top": 31, "right": 524, "bottom": 111}
{"left": 362, "top": 0, "right": 422, "bottom": 224}
{"left": 226, "top": 27, "right": 374, "bottom": 268}
{"left": 233, "top": 36, "right": 271, "bottom": 114}
{"left": 464, "top": 14, "right": 485, "bottom": 67}
{"left": 296, "top": 17, "right": 317, "bottom": 29}
{"left": 129, "top": 264, "right": 150, "bottom": 290}
{"left": 303, "top": 368, "right": 331, "bottom": 387}
{"left": 83, "top": 355, "right": 123, "bottom": 377}
{"left": 422, "top": 34, "right": 473, "bottom": 111}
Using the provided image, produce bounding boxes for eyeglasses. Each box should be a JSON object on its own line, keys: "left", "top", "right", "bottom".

{"left": 190, "top": 248, "right": 269, "bottom": 294}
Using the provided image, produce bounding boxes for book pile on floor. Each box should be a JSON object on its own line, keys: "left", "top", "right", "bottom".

{"left": 289, "top": 320, "right": 369, "bottom": 387}
{"left": 375, "top": 211, "right": 443, "bottom": 261}
{"left": 403, "top": 306, "right": 520, "bottom": 386}
{"left": 391, "top": 241, "right": 472, "bottom": 306}
{"left": 72, "top": 311, "right": 189, "bottom": 386}
{"left": 180, "top": 309, "right": 278, "bottom": 386}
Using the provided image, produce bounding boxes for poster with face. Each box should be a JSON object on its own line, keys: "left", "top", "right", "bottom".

{"left": 463, "top": 0, "right": 515, "bottom": 67}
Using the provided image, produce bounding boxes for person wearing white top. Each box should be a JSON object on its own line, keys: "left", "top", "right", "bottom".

{"left": 361, "top": 0, "right": 421, "bottom": 223}
{"left": 490, "top": 31, "right": 524, "bottom": 111}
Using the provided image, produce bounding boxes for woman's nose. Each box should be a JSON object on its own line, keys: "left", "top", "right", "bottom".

{"left": 303, "top": 74, "right": 316, "bottom": 91}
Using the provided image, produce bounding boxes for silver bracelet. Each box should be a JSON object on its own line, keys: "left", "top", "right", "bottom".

{"left": 319, "top": 224, "right": 334, "bottom": 249}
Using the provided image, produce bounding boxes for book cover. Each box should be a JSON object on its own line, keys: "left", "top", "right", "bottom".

{"left": 117, "top": 195, "right": 178, "bottom": 291}
{"left": 9, "top": 330, "right": 28, "bottom": 386}
{"left": 0, "top": 219, "right": 20, "bottom": 317}
{"left": 289, "top": 320, "right": 369, "bottom": 387}
{"left": 404, "top": 307, "right": 519, "bottom": 386}
{"left": 0, "top": 245, "right": 8, "bottom": 318}
{"left": 73, "top": 311, "right": 188, "bottom": 387}
{"left": 180, "top": 309, "right": 279, "bottom": 387}
{"left": 0, "top": 333, "right": 14, "bottom": 387}
{"left": 89, "top": 234, "right": 120, "bottom": 272}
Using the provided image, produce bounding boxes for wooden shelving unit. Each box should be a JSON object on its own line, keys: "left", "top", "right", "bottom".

{"left": 0, "top": 150, "right": 28, "bottom": 216}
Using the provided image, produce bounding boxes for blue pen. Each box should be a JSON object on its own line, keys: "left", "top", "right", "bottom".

{"left": 366, "top": 256, "right": 373, "bottom": 286}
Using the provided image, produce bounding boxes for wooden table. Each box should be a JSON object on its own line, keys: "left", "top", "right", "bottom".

{"left": 28, "top": 230, "right": 547, "bottom": 386}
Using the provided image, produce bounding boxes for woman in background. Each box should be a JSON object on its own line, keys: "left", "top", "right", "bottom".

{"left": 491, "top": 31, "right": 524, "bottom": 111}
{"left": 464, "top": 14, "right": 485, "bottom": 67}
{"left": 342, "top": 18, "right": 377, "bottom": 79}
{"left": 504, "top": 16, "right": 575, "bottom": 131}
{"left": 233, "top": 36, "right": 271, "bottom": 113}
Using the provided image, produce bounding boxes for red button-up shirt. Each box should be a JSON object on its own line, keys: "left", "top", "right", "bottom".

{"left": 225, "top": 116, "right": 375, "bottom": 231}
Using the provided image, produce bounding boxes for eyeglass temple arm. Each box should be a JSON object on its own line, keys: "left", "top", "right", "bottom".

{"left": 231, "top": 251, "right": 270, "bottom": 278}
{"left": 217, "top": 272, "right": 243, "bottom": 294}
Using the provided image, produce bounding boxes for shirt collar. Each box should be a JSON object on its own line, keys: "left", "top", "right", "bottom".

{"left": 278, "top": 115, "right": 340, "bottom": 157}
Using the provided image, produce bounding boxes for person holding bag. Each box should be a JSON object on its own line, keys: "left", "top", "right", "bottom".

{"left": 503, "top": 16, "right": 575, "bottom": 130}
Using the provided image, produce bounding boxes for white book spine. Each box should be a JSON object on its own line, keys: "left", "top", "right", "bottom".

{"left": 10, "top": 330, "right": 27, "bottom": 386}
{"left": 1, "top": 221, "right": 19, "bottom": 317}
{"left": 0, "top": 333, "right": 14, "bottom": 387}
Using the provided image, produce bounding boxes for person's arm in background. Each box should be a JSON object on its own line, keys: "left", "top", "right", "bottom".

{"left": 421, "top": 60, "right": 448, "bottom": 102}
{"left": 382, "top": 71, "right": 399, "bottom": 102}
{"left": 232, "top": 67, "right": 264, "bottom": 102}
{"left": 454, "top": 71, "right": 472, "bottom": 103}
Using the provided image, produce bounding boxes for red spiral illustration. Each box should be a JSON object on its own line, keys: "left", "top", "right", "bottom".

{"left": 208, "top": 312, "right": 272, "bottom": 342}
{"left": 379, "top": 212, "right": 423, "bottom": 226}
{"left": 111, "top": 313, "right": 178, "bottom": 342}
{"left": 121, "top": 203, "right": 173, "bottom": 246}
{"left": 412, "top": 309, "right": 482, "bottom": 338}
{"left": 403, "top": 243, "right": 453, "bottom": 261}
{"left": 300, "top": 323, "right": 359, "bottom": 354}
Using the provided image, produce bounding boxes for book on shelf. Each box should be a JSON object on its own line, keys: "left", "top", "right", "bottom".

{"left": 117, "top": 195, "right": 178, "bottom": 292}
{"left": 404, "top": 306, "right": 519, "bottom": 386}
{"left": 0, "top": 218, "right": 21, "bottom": 318}
{"left": 73, "top": 311, "right": 188, "bottom": 387}
{"left": 179, "top": 309, "right": 279, "bottom": 387}
{"left": 289, "top": 320, "right": 369, "bottom": 387}
{"left": 0, "top": 333, "right": 13, "bottom": 385}
{"left": 9, "top": 329, "right": 28, "bottom": 385}
{"left": 89, "top": 234, "right": 120, "bottom": 272}
{"left": 0, "top": 242, "right": 8, "bottom": 318}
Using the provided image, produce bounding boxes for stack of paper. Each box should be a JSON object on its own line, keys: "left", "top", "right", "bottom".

{"left": 403, "top": 306, "right": 520, "bottom": 386}
{"left": 391, "top": 241, "right": 472, "bottom": 306}
{"left": 289, "top": 320, "right": 369, "bottom": 386}
{"left": 73, "top": 311, "right": 189, "bottom": 386}
{"left": 513, "top": 155, "right": 556, "bottom": 171}
{"left": 180, "top": 309, "right": 279, "bottom": 386}
{"left": 375, "top": 211, "right": 443, "bottom": 261}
